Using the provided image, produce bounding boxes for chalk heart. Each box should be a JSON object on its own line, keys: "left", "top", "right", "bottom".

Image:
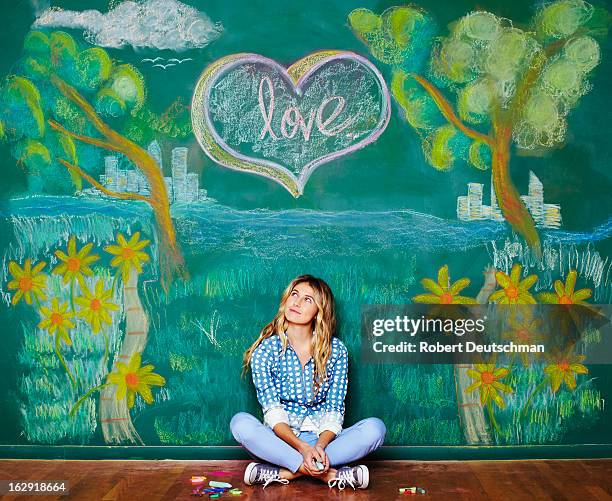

{"left": 191, "top": 51, "right": 391, "bottom": 196}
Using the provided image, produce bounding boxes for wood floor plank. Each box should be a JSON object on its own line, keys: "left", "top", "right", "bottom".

{"left": 584, "top": 485, "right": 612, "bottom": 501}
{"left": 73, "top": 462, "right": 120, "bottom": 500}
{"left": 533, "top": 462, "right": 574, "bottom": 501}
{"left": 517, "top": 462, "right": 556, "bottom": 501}
{"left": 0, "top": 459, "right": 610, "bottom": 500}
{"left": 471, "top": 461, "right": 533, "bottom": 501}
{"left": 577, "top": 460, "right": 612, "bottom": 494}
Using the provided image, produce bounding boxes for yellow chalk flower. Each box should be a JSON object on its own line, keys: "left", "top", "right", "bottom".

{"left": 7, "top": 258, "right": 47, "bottom": 306}
{"left": 104, "top": 232, "right": 150, "bottom": 282}
{"left": 413, "top": 265, "right": 478, "bottom": 304}
{"left": 466, "top": 363, "right": 513, "bottom": 408}
{"left": 106, "top": 353, "right": 165, "bottom": 408}
{"left": 538, "top": 270, "right": 592, "bottom": 305}
{"left": 38, "top": 298, "right": 75, "bottom": 345}
{"left": 75, "top": 280, "right": 119, "bottom": 334}
{"left": 53, "top": 236, "right": 100, "bottom": 288}
{"left": 502, "top": 309, "right": 544, "bottom": 366}
{"left": 489, "top": 264, "right": 537, "bottom": 304}
{"left": 544, "top": 350, "right": 588, "bottom": 393}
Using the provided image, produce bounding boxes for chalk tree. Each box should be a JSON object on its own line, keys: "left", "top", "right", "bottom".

{"left": 0, "top": 30, "right": 187, "bottom": 288}
{"left": 349, "top": 1, "right": 608, "bottom": 255}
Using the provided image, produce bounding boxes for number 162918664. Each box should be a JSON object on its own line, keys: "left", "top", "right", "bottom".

{"left": 0, "top": 480, "right": 69, "bottom": 496}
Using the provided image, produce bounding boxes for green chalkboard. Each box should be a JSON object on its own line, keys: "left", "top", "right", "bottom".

{"left": 0, "top": 0, "right": 611, "bottom": 456}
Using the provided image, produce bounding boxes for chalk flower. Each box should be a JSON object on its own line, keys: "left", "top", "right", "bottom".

{"left": 106, "top": 353, "right": 165, "bottom": 408}
{"left": 466, "top": 363, "right": 513, "bottom": 408}
{"left": 38, "top": 298, "right": 75, "bottom": 345}
{"left": 75, "top": 280, "right": 119, "bottom": 334}
{"left": 502, "top": 310, "right": 544, "bottom": 366}
{"left": 53, "top": 236, "right": 100, "bottom": 288}
{"left": 538, "top": 270, "right": 592, "bottom": 305}
{"left": 489, "top": 264, "right": 537, "bottom": 304}
{"left": 544, "top": 350, "right": 588, "bottom": 393}
{"left": 7, "top": 258, "right": 48, "bottom": 306}
{"left": 412, "top": 265, "right": 478, "bottom": 304}
{"left": 104, "top": 232, "right": 150, "bottom": 282}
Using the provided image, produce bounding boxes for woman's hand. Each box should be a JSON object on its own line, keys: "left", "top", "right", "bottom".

{"left": 314, "top": 444, "right": 330, "bottom": 473}
{"left": 299, "top": 444, "right": 329, "bottom": 476}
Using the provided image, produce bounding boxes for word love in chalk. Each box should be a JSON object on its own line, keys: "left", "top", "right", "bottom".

{"left": 192, "top": 51, "right": 390, "bottom": 197}
{"left": 258, "top": 76, "right": 356, "bottom": 142}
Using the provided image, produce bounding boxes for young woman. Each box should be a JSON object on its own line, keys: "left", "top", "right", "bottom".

{"left": 230, "top": 274, "right": 386, "bottom": 490}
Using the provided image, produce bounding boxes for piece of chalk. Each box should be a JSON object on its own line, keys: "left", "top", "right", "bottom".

{"left": 210, "top": 495, "right": 220, "bottom": 499}
{"left": 314, "top": 460, "right": 325, "bottom": 471}
{"left": 209, "top": 481, "right": 232, "bottom": 488}
{"left": 210, "top": 470, "right": 232, "bottom": 477}
{"left": 191, "top": 476, "right": 207, "bottom": 484}
{"left": 229, "top": 489, "right": 242, "bottom": 496}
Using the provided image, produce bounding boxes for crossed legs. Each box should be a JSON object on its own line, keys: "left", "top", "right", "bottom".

{"left": 230, "top": 412, "right": 386, "bottom": 483}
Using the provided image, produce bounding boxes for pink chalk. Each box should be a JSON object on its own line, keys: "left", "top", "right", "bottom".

{"left": 209, "top": 471, "right": 232, "bottom": 477}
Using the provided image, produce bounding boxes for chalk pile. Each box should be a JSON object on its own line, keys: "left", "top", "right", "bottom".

{"left": 191, "top": 475, "right": 242, "bottom": 497}
{"left": 399, "top": 486, "right": 426, "bottom": 495}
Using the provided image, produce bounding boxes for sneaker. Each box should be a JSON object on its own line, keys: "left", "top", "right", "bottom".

{"left": 328, "top": 465, "right": 369, "bottom": 490}
{"left": 243, "top": 462, "right": 290, "bottom": 489}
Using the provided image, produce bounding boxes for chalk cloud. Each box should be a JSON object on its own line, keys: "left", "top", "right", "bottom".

{"left": 33, "top": 0, "right": 223, "bottom": 51}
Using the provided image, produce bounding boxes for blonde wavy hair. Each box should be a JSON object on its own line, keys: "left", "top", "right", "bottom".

{"left": 242, "top": 274, "right": 337, "bottom": 395}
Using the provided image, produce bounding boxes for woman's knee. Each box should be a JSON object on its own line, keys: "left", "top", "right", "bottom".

{"left": 230, "top": 412, "right": 258, "bottom": 442}
{"left": 361, "top": 417, "right": 386, "bottom": 445}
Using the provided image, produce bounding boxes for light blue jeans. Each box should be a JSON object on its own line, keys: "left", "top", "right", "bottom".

{"left": 230, "top": 412, "right": 386, "bottom": 473}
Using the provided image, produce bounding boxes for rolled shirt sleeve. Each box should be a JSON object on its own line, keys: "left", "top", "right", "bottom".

{"left": 317, "top": 343, "right": 349, "bottom": 436}
{"left": 250, "top": 338, "right": 290, "bottom": 429}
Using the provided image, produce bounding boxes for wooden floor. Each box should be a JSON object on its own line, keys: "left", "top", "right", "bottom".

{"left": 0, "top": 459, "right": 611, "bottom": 500}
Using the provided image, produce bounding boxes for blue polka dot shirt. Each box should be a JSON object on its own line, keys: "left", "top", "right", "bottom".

{"left": 250, "top": 334, "right": 349, "bottom": 437}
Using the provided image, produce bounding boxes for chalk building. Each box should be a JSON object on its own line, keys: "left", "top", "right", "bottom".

{"left": 171, "top": 147, "right": 188, "bottom": 203}
{"left": 95, "top": 142, "right": 207, "bottom": 204}
{"left": 104, "top": 156, "right": 119, "bottom": 192}
{"left": 148, "top": 140, "right": 163, "bottom": 170}
{"left": 457, "top": 171, "right": 561, "bottom": 229}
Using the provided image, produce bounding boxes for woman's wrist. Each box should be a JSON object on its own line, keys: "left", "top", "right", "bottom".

{"left": 271, "top": 423, "right": 312, "bottom": 454}
{"left": 315, "top": 430, "right": 335, "bottom": 449}
{"left": 296, "top": 440, "right": 312, "bottom": 454}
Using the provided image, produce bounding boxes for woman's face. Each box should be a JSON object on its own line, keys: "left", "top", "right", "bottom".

{"left": 284, "top": 282, "right": 319, "bottom": 327}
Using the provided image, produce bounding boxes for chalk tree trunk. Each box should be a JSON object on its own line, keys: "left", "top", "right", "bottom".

{"left": 491, "top": 124, "right": 541, "bottom": 257}
{"left": 99, "top": 270, "right": 148, "bottom": 444}
{"left": 453, "top": 266, "right": 497, "bottom": 445}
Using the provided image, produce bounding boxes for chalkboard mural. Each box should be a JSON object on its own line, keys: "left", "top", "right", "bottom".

{"left": 0, "top": 0, "right": 610, "bottom": 453}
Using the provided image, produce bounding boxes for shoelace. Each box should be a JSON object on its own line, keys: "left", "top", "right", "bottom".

{"left": 257, "top": 468, "right": 290, "bottom": 489}
{"left": 328, "top": 469, "right": 356, "bottom": 490}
